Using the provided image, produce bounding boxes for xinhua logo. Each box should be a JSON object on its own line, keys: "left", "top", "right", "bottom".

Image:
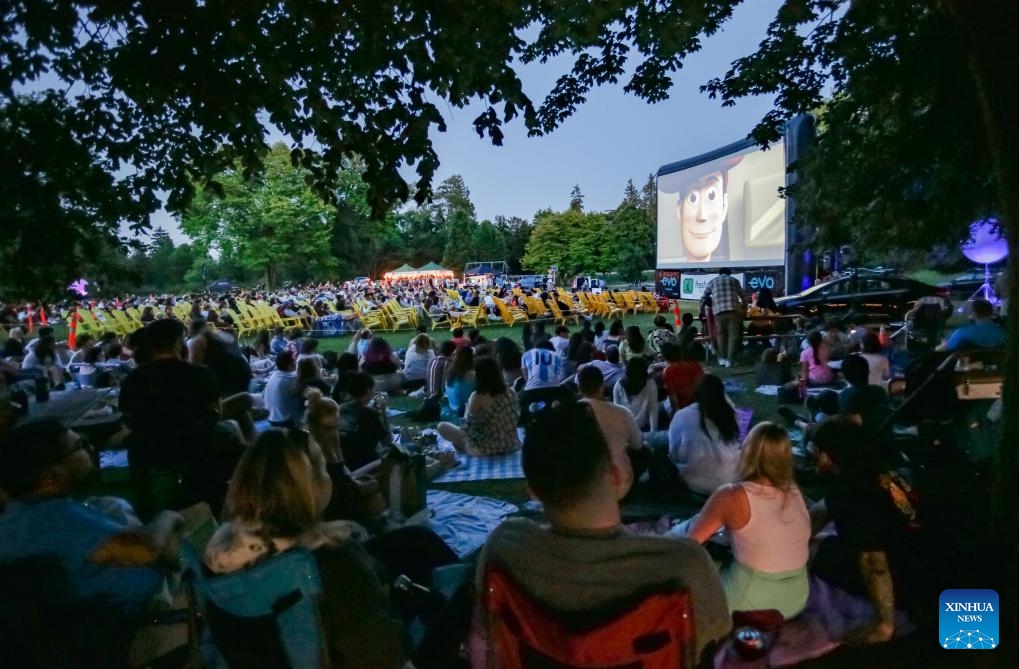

{"left": 940, "top": 589, "right": 998, "bottom": 650}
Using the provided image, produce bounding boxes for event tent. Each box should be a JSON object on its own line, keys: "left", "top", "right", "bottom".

{"left": 382, "top": 262, "right": 454, "bottom": 280}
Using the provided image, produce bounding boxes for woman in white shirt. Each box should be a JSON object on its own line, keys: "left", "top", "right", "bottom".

{"left": 668, "top": 374, "right": 741, "bottom": 495}
{"left": 403, "top": 333, "right": 435, "bottom": 389}
{"left": 612, "top": 357, "right": 659, "bottom": 433}
{"left": 859, "top": 331, "right": 891, "bottom": 387}
{"left": 683, "top": 422, "right": 810, "bottom": 619}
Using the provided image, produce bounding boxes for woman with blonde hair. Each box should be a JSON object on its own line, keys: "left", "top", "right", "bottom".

{"left": 204, "top": 428, "right": 407, "bottom": 667}
{"left": 305, "top": 387, "right": 383, "bottom": 521}
{"left": 681, "top": 422, "right": 810, "bottom": 618}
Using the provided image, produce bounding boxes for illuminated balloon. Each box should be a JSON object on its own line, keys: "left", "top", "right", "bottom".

{"left": 962, "top": 219, "right": 1007, "bottom": 264}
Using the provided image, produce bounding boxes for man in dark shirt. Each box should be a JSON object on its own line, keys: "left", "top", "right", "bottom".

{"left": 810, "top": 417, "right": 932, "bottom": 642}
{"left": 838, "top": 354, "right": 892, "bottom": 439}
{"left": 120, "top": 319, "right": 225, "bottom": 516}
{"left": 338, "top": 371, "right": 392, "bottom": 470}
{"left": 475, "top": 401, "right": 730, "bottom": 665}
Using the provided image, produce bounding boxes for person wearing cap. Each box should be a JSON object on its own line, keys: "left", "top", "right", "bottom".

{"left": 658, "top": 156, "right": 742, "bottom": 265}
{"left": 0, "top": 418, "right": 182, "bottom": 650}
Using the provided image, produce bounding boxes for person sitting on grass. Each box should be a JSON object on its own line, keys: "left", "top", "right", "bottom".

{"left": 799, "top": 330, "right": 835, "bottom": 387}
{"left": 839, "top": 354, "right": 892, "bottom": 440}
{"left": 338, "top": 371, "right": 394, "bottom": 471}
{"left": 613, "top": 357, "right": 660, "bottom": 434}
{"left": 436, "top": 357, "right": 521, "bottom": 456}
{"left": 445, "top": 346, "right": 477, "bottom": 417}
{"left": 668, "top": 374, "right": 741, "bottom": 496}
{"left": 809, "top": 417, "right": 938, "bottom": 643}
{"left": 678, "top": 422, "right": 810, "bottom": 619}
{"left": 472, "top": 400, "right": 731, "bottom": 666}
{"left": 577, "top": 365, "right": 644, "bottom": 497}
{"left": 360, "top": 337, "right": 404, "bottom": 393}
{"left": 661, "top": 341, "right": 706, "bottom": 415}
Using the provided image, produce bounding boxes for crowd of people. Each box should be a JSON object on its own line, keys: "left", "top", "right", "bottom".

{"left": 0, "top": 267, "right": 1008, "bottom": 666}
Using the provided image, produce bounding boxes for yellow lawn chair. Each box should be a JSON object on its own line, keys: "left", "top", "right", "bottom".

{"left": 355, "top": 306, "right": 389, "bottom": 332}
{"left": 493, "top": 298, "right": 528, "bottom": 327}
{"left": 594, "top": 293, "right": 624, "bottom": 320}
{"left": 521, "top": 296, "right": 547, "bottom": 319}
{"left": 546, "top": 299, "right": 579, "bottom": 326}
{"left": 457, "top": 306, "right": 485, "bottom": 329}
{"left": 639, "top": 292, "right": 663, "bottom": 313}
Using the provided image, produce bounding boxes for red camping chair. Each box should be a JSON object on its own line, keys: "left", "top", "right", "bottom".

{"left": 482, "top": 564, "right": 696, "bottom": 668}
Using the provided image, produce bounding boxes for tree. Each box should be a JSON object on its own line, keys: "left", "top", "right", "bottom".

{"left": 180, "top": 144, "right": 336, "bottom": 289}
{"left": 610, "top": 204, "right": 655, "bottom": 284}
{"left": 523, "top": 209, "right": 610, "bottom": 278}
{"left": 622, "top": 179, "right": 641, "bottom": 208}
{"left": 435, "top": 175, "right": 482, "bottom": 273}
{"left": 495, "top": 216, "right": 533, "bottom": 273}
{"left": 568, "top": 185, "right": 585, "bottom": 212}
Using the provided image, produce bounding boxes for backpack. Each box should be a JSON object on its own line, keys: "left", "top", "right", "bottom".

{"left": 878, "top": 467, "right": 924, "bottom": 532}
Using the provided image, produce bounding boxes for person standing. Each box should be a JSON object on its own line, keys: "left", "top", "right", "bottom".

{"left": 701, "top": 268, "right": 745, "bottom": 368}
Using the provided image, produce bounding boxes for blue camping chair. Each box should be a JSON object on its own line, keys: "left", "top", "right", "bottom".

{"left": 183, "top": 543, "right": 329, "bottom": 668}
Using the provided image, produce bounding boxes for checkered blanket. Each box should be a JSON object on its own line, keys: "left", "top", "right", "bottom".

{"left": 431, "top": 428, "right": 526, "bottom": 483}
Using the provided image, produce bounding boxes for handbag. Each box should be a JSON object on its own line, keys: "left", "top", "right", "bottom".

{"left": 411, "top": 395, "right": 441, "bottom": 422}
{"left": 376, "top": 444, "right": 428, "bottom": 517}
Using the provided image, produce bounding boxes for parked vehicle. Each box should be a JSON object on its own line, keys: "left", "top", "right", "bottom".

{"left": 775, "top": 273, "right": 951, "bottom": 323}
{"left": 937, "top": 268, "right": 1004, "bottom": 297}
{"left": 206, "top": 279, "right": 240, "bottom": 293}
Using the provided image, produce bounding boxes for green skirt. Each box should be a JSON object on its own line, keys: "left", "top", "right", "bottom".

{"left": 722, "top": 561, "right": 809, "bottom": 620}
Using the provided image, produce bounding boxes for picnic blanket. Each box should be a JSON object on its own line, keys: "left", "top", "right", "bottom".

{"left": 429, "top": 427, "right": 526, "bottom": 482}
{"left": 736, "top": 407, "right": 753, "bottom": 440}
{"left": 714, "top": 574, "right": 915, "bottom": 668}
{"left": 431, "top": 446, "right": 525, "bottom": 483}
{"left": 424, "top": 489, "right": 518, "bottom": 558}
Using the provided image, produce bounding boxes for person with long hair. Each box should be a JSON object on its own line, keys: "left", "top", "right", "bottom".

{"left": 800, "top": 329, "right": 835, "bottom": 386}
{"left": 494, "top": 337, "right": 523, "bottom": 389}
{"left": 859, "top": 330, "right": 891, "bottom": 387}
{"left": 667, "top": 374, "right": 740, "bottom": 495}
{"left": 444, "top": 346, "right": 476, "bottom": 417}
{"left": 563, "top": 332, "right": 587, "bottom": 376}
{"left": 680, "top": 422, "right": 810, "bottom": 619}
{"left": 619, "top": 325, "right": 650, "bottom": 365}
{"left": 437, "top": 356, "right": 520, "bottom": 456}
{"left": 403, "top": 333, "right": 435, "bottom": 389}
{"left": 360, "top": 337, "right": 404, "bottom": 392}
{"left": 612, "top": 357, "right": 660, "bottom": 433}
{"left": 204, "top": 428, "right": 407, "bottom": 668}
{"left": 600, "top": 318, "right": 626, "bottom": 352}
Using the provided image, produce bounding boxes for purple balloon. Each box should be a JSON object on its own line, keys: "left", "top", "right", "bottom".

{"left": 962, "top": 219, "right": 1007, "bottom": 264}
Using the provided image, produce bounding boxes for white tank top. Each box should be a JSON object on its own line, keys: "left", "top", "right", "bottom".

{"left": 730, "top": 482, "right": 810, "bottom": 573}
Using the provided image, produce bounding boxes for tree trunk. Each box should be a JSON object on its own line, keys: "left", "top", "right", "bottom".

{"left": 946, "top": 0, "right": 1019, "bottom": 629}
{"left": 265, "top": 264, "right": 278, "bottom": 290}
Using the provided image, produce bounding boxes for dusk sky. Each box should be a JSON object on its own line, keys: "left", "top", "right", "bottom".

{"left": 157, "top": 0, "right": 783, "bottom": 241}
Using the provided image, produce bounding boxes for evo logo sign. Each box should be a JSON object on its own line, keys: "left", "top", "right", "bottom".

{"left": 940, "top": 589, "right": 998, "bottom": 650}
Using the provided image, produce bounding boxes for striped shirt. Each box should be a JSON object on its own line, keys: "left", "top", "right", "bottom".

{"left": 521, "top": 348, "right": 564, "bottom": 390}
{"left": 426, "top": 355, "right": 449, "bottom": 398}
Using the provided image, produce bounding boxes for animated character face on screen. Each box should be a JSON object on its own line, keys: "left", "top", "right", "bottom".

{"left": 678, "top": 170, "right": 729, "bottom": 262}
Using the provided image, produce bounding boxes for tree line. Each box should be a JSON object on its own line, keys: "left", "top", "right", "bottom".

{"left": 87, "top": 144, "right": 658, "bottom": 294}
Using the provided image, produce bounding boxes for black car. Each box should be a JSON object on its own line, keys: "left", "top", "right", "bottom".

{"left": 775, "top": 274, "right": 951, "bottom": 323}
{"left": 937, "top": 268, "right": 1004, "bottom": 297}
